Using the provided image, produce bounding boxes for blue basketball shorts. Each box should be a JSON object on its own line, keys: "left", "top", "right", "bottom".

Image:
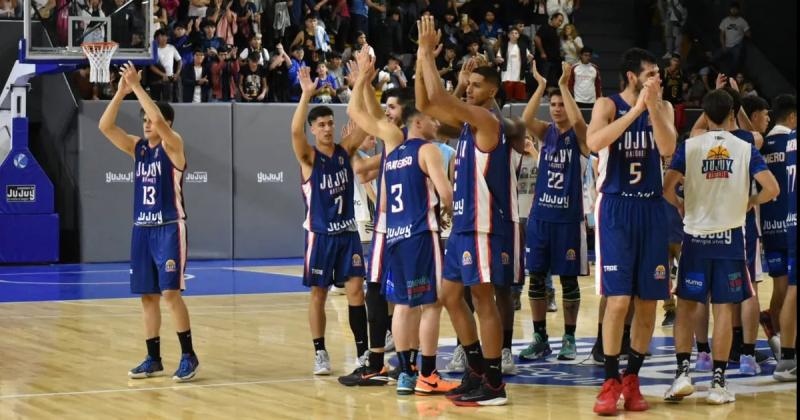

{"left": 764, "top": 249, "right": 790, "bottom": 278}
{"left": 676, "top": 255, "right": 753, "bottom": 304}
{"left": 303, "top": 230, "right": 365, "bottom": 288}
{"left": 383, "top": 232, "right": 441, "bottom": 307}
{"left": 130, "top": 221, "right": 187, "bottom": 294}
{"left": 595, "top": 194, "right": 670, "bottom": 300}
{"left": 502, "top": 222, "right": 524, "bottom": 286}
{"left": 665, "top": 200, "right": 684, "bottom": 245}
{"left": 526, "top": 218, "right": 588, "bottom": 277}
{"left": 443, "top": 231, "right": 505, "bottom": 287}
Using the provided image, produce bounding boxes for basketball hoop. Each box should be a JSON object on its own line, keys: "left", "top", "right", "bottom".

{"left": 81, "top": 42, "right": 118, "bottom": 83}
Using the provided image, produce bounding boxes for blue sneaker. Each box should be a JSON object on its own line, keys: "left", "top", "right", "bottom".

{"left": 128, "top": 355, "right": 164, "bottom": 379}
{"left": 695, "top": 351, "right": 712, "bottom": 372}
{"left": 397, "top": 372, "right": 417, "bottom": 395}
{"left": 738, "top": 354, "right": 761, "bottom": 376}
{"left": 173, "top": 353, "right": 200, "bottom": 382}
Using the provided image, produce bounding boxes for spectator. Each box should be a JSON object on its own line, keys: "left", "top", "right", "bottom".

{"left": 150, "top": 29, "right": 182, "bottom": 102}
{"left": 333, "top": 0, "right": 351, "bottom": 52}
{"left": 661, "top": 0, "right": 687, "bottom": 59}
{"left": 232, "top": 0, "right": 257, "bottom": 49}
{"left": 479, "top": 10, "right": 503, "bottom": 61}
{"left": 568, "top": 46, "right": 601, "bottom": 108}
{"left": 385, "top": 8, "right": 403, "bottom": 55}
{"left": 0, "top": 0, "right": 16, "bottom": 18}
{"left": 313, "top": 61, "right": 338, "bottom": 103}
{"left": 560, "top": 23, "right": 583, "bottom": 65}
{"left": 366, "top": 0, "right": 387, "bottom": 59}
{"left": 240, "top": 32, "right": 270, "bottom": 65}
{"left": 546, "top": 0, "right": 573, "bottom": 29}
{"left": 152, "top": 0, "right": 168, "bottom": 31}
{"left": 441, "top": 10, "right": 461, "bottom": 46}
{"left": 289, "top": 0, "right": 315, "bottom": 27}
{"left": 459, "top": 39, "right": 483, "bottom": 68}
{"left": 496, "top": 27, "right": 533, "bottom": 103}
{"left": 214, "top": 0, "right": 238, "bottom": 46}
{"left": 188, "top": 0, "right": 210, "bottom": 19}
{"left": 71, "top": 66, "right": 99, "bottom": 100}
{"left": 292, "top": 15, "right": 330, "bottom": 60}
{"left": 199, "top": 20, "right": 224, "bottom": 51}
{"left": 327, "top": 52, "right": 347, "bottom": 89}
{"left": 717, "top": 1, "right": 750, "bottom": 75}
{"left": 741, "top": 81, "right": 758, "bottom": 98}
{"left": 109, "top": 0, "right": 139, "bottom": 48}
{"left": 172, "top": 23, "right": 194, "bottom": 67}
{"left": 535, "top": 12, "right": 564, "bottom": 87}
{"left": 436, "top": 44, "right": 459, "bottom": 89}
{"left": 383, "top": 55, "right": 407, "bottom": 90}
{"left": 181, "top": 49, "right": 211, "bottom": 103}
{"left": 741, "top": 95, "right": 771, "bottom": 135}
{"left": 161, "top": 0, "right": 180, "bottom": 21}
{"left": 353, "top": 31, "right": 375, "bottom": 58}
{"left": 684, "top": 72, "right": 707, "bottom": 107}
{"left": 661, "top": 53, "right": 688, "bottom": 131}
{"left": 349, "top": 0, "right": 368, "bottom": 45}
{"left": 268, "top": 43, "right": 293, "bottom": 102}
{"left": 81, "top": 0, "right": 106, "bottom": 43}
{"left": 239, "top": 53, "right": 269, "bottom": 102}
{"left": 209, "top": 45, "right": 240, "bottom": 102}
{"left": 287, "top": 44, "right": 306, "bottom": 101}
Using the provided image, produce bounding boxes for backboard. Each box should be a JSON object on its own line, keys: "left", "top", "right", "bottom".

{"left": 22, "top": 0, "right": 154, "bottom": 64}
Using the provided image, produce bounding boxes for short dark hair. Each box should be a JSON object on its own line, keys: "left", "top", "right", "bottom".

{"left": 154, "top": 28, "right": 167, "bottom": 38}
{"left": 670, "top": 52, "right": 681, "bottom": 60}
{"left": 402, "top": 102, "right": 422, "bottom": 125}
{"left": 550, "top": 12, "right": 563, "bottom": 21}
{"left": 329, "top": 51, "right": 342, "bottom": 59}
{"left": 548, "top": 88, "right": 563, "bottom": 99}
{"left": 580, "top": 46, "right": 593, "bottom": 55}
{"left": 141, "top": 102, "right": 175, "bottom": 124}
{"left": 248, "top": 52, "right": 260, "bottom": 62}
{"left": 305, "top": 13, "right": 317, "bottom": 21}
{"left": 307, "top": 106, "right": 334, "bottom": 126}
{"left": 703, "top": 89, "right": 734, "bottom": 125}
{"left": 383, "top": 87, "right": 413, "bottom": 107}
{"left": 291, "top": 44, "right": 304, "bottom": 53}
{"left": 619, "top": 47, "right": 657, "bottom": 86}
{"left": 772, "top": 94, "right": 797, "bottom": 123}
{"left": 473, "top": 66, "right": 501, "bottom": 88}
{"left": 721, "top": 87, "right": 742, "bottom": 115}
{"left": 741, "top": 95, "right": 770, "bottom": 118}
{"left": 388, "top": 55, "right": 402, "bottom": 63}
{"left": 193, "top": 47, "right": 204, "bottom": 54}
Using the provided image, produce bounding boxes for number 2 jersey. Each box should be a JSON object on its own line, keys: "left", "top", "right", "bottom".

{"left": 596, "top": 94, "right": 665, "bottom": 198}
{"left": 133, "top": 139, "right": 186, "bottom": 226}
{"left": 301, "top": 145, "right": 357, "bottom": 234}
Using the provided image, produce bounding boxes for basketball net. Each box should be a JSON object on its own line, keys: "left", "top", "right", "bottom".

{"left": 81, "top": 42, "right": 118, "bottom": 83}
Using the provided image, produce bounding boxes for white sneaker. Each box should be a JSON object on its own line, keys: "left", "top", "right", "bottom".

{"left": 706, "top": 380, "right": 735, "bottom": 405}
{"left": 314, "top": 350, "right": 332, "bottom": 375}
{"left": 446, "top": 345, "right": 466, "bottom": 373}
{"left": 768, "top": 335, "right": 782, "bottom": 360}
{"left": 501, "top": 348, "right": 518, "bottom": 375}
{"left": 773, "top": 359, "right": 797, "bottom": 382}
{"left": 664, "top": 366, "right": 694, "bottom": 402}
{"left": 329, "top": 284, "right": 346, "bottom": 296}
{"left": 384, "top": 331, "right": 395, "bottom": 352}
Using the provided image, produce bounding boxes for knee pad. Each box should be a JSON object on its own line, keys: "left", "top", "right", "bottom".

{"left": 528, "top": 272, "right": 547, "bottom": 300}
{"left": 561, "top": 276, "right": 580, "bottom": 302}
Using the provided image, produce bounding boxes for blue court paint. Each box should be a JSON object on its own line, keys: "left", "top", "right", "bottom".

{"left": 0, "top": 259, "right": 308, "bottom": 303}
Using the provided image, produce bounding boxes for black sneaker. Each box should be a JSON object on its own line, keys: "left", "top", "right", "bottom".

{"left": 590, "top": 340, "right": 605, "bottom": 365}
{"left": 513, "top": 291, "right": 521, "bottom": 311}
{"left": 337, "top": 365, "right": 390, "bottom": 386}
{"left": 445, "top": 369, "right": 483, "bottom": 400}
{"left": 661, "top": 310, "right": 675, "bottom": 327}
{"left": 451, "top": 380, "right": 508, "bottom": 406}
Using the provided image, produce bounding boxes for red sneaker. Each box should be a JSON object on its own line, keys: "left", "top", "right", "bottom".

{"left": 622, "top": 374, "right": 649, "bottom": 411}
{"left": 593, "top": 378, "right": 622, "bottom": 416}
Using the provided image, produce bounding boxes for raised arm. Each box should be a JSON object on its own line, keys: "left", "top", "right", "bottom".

{"left": 522, "top": 60, "right": 551, "bottom": 141}
{"left": 121, "top": 63, "right": 185, "bottom": 169}
{"left": 348, "top": 47, "right": 404, "bottom": 150}
{"left": 290, "top": 67, "right": 317, "bottom": 171}
{"left": 339, "top": 116, "right": 370, "bottom": 159}
{"left": 558, "top": 62, "right": 589, "bottom": 156}
{"left": 643, "top": 77, "right": 677, "bottom": 156}
{"left": 587, "top": 90, "right": 647, "bottom": 153}
{"left": 98, "top": 75, "right": 138, "bottom": 158}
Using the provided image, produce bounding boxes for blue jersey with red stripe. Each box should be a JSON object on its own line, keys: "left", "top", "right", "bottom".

{"left": 301, "top": 145, "right": 357, "bottom": 234}
{"left": 786, "top": 131, "right": 797, "bottom": 254}
{"left": 133, "top": 139, "right": 186, "bottom": 226}
{"left": 597, "top": 94, "right": 664, "bottom": 198}
{"left": 531, "top": 125, "right": 584, "bottom": 223}
{"left": 384, "top": 139, "right": 439, "bottom": 247}
{"left": 452, "top": 120, "right": 510, "bottom": 234}
{"left": 760, "top": 129, "right": 793, "bottom": 250}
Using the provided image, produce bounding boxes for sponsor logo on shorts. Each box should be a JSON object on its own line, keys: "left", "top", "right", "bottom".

{"left": 105, "top": 171, "right": 134, "bottom": 183}
{"left": 165, "top": 259, "right": 177, "bottom": 272}
{"left": 728, "top": 272, "right": 743, "bottom": 292}
{"left": 13, "top": 153, "right": 29, "bottom": 169}
{"left": 654, "top": 265, "right": 667, "bottom": 280}
{"left": 501, "top": 252, "right": 510, "bottom": 265}
{"left": 312, "top": 268, "right": 324, "bottom": 276}
{"left": 409, "top": 276, "right": 432, "bottom": 299}
{"left": 6, "top": 185, "right": 36, "bottom": 202}
{"left": 185, "top": 171, "right": 208, "bottom": 183}
{"left": 257, "top": 171, "right": 285, "bottom": 183}
{"left": 684, "top": 274, "right": 704, "bottom": 291}
{"left": 603, "top": 265, "right": 618, "bottom": 272}
{"left": 462, "top": 251, "right": 473, "bottom": 266}
{"left": 566, "top": 249, "right": 577, "bottom": 261}
{"left": 352, "top": 254, "right": 363, "bottom": 268}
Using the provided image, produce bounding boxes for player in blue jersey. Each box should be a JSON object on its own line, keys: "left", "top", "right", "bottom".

{"left": 774, "top": 129, "right": 797, "bottom": 381}
{"left": 587, "top": 48, "right": 677, "bottom": 415}
{"left": 416, "top": 16, "right": 509, "bottom": 406}
{"left": 98, "top": 63, "right": 198, "bottom": 382}
{"left": 759, "top": 94, "right": 797, "bottom": 360}
{"left": 518, "top": 61, "right": 589, "bottom": 362}
{"left": 663, "top": 89, "right": 778, "bottom": 404}
{"left": 291, "top": 66, "right": 372, "bottom": 377}
{"left": 346, "top": 47, "right": 458, "bottom": 396}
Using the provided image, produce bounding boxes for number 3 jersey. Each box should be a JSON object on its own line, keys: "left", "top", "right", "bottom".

{"left": 597, "top": 94, "right": 665, "bottom": 198}
{"left": 133, "top": 139, "right": 186, "bottom": 226}
{"left": 301, "top": 144, "right": 357, "bottom": 234}
{"left": 530, "top": 125, "right": 585, "bottom": 223}
{"left": 384, "top": 139, "right": 439, "bottom": 247}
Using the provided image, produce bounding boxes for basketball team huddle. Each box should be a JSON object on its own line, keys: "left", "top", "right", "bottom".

{"left": 98, "top": 15, "right": 797, "bottom": 415}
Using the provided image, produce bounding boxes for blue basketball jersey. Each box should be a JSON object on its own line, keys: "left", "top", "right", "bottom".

{"left": 597, "top": 94, "right": 664, "bottom": 198}
{"left": 531, "top": 125, "right": 584, "bottom": 223}
{"left": 384, "top": 139, "right": 439, "bottom": 247}
{"left": 731, "top": 129, "right": 760, "bottom": 239}
{"left": 133, "top": 139, "right": 186, "bottom": 226}
{"left": 452, "top": 121, "right": 510, "bottom": 234}
{"left": 760, "top": 128, "right": 793, "bottom": 249}
{"left": 786, "top": 131, "right": 797, "bottom": 254}
{"left": 373, "top": 150, "right": 387, "bottom": 234}
{"left": 301, "top": 145, "right": 357, "bottom": 234}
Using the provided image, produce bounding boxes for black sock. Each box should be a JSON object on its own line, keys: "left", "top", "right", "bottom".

{"left": 313, "top": 337, "right": 326, "bottom": 352}
{"left": 366, "top": 283, "right": 388, "bottom": 348}
{"left": 781, "top": 347, "right": 796, "bottom": 361}
{"left": 463, "top": 341, "right": 485, "bottom": 374}
{"left": 348, "top": 305, "right": 369, "bottom": 356}
{"left": 623, "top": 324, "right": 631, "bottom": 339}
{"left": 503, "top": 329, "right": 513, "bottom": 350}
{"left": 713, "top": 360, "right": 727, "bottom": 384}
{"left": 146, "top": 337, "right": 161, "bottom": 361}
{"left": 741, "top": 343, "right": 755, "bottom": 357}
{"left": 597, "top": 323, "right": 603, "bottom": 340}
{"left": 565, "top": 324, "right": 576, "bottom": 336}
{"left": 387, "top": 315, "right": 393, "bottom": 334}
{"left": 625, "top": 349, "right": 645, "bottom": 376}
{"left": 410, "top": 349, "right": 419, "bottom": 368}
{"left": 368, "top": 351, "right": 384, "bottom": 370}
{"left": 697, "top": 341, "right": 711, "bottom": 353}
{"left": 456, "top": 337, "right": 461, "bottom": 346}
{"left": 605, "top": 354, "right": 620, "bottom": 381}
{"left": 177, "top": 330, "right": 194, "bottom": 356}
{"left": 398, "top": 350, "right": 413, "bottom": 374}
{"left": 534, "top": 320, "right": 548, "bottom": 340}
{"left": 676, "top": 352, "right": 691, "bottom": 370}
{"left": 421, "top": 355, "right": 437, "bottom": 377}
{"left": 732, "top": 327, "right": 744, "bottom": 347}
{"left": 485, "top": 357, "right": 503, "bottom": 388}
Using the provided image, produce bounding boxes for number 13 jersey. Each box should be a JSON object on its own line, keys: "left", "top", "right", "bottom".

{"left": 133, "top": 139, "right": 186, "bottom": 226}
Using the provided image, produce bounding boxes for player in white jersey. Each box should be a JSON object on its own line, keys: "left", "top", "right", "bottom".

{"left": 663, "top": 89, "right": 778, "bottom": 405}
